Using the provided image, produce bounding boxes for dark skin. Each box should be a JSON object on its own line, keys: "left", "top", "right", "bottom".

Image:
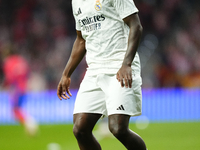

{"left": 57, "top": 13, "right": 146, "bottom": 150}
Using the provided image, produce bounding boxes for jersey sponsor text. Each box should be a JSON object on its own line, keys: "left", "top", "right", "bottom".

{"left": 79, "top": 14, "right": 105, "bottom": 32}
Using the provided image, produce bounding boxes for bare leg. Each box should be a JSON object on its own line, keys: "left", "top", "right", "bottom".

{"left": 108, "top": 114, "right": 146, "bottom": 150}
{"left": 73, "top": 113, "right": 102, "bottom": 150}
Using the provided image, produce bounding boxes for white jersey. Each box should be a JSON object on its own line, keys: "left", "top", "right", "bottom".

{"left": 72, "top": 0, "right": 141, "bottom": 75}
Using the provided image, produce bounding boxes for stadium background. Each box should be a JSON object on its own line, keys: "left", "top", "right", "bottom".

{"left": 0, "top": 0, "right": 200, "bottom": 150}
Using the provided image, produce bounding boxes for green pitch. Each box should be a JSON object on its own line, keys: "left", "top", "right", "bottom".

{"left": 0, "top": 122, "right": 199, "bottom": 150}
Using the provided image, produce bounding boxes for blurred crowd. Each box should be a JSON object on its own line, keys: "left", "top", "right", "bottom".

{"left": 136, "top": 0, "right": 200, "bottom": 88}
{"left": 0, "top": 0, "right": 200, "bottom": 90}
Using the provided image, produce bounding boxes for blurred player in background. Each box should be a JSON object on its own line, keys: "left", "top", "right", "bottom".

{"left": 57, "top": 0, "right": 146, "bottom": 149}
{"left": 2, "top": 50, "right": 38, "bottom": 137}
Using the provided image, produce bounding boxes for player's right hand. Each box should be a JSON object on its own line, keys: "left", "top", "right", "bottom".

{"left": 57, "top": 76, "right": 72, "bottom": 100}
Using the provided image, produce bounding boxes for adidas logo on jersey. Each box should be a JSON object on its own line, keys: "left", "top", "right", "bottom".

{"left": 117, "top": 105, "right": 125, "bottom": 110}
{"left": 77, "top": 8, "right": 82, "bottom": 15}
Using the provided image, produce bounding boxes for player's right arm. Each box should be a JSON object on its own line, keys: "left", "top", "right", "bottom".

{"left": 57, "top": 30, "right": 86, "bottom": 100}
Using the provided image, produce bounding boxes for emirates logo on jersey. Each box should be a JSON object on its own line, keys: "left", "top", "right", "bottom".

{"left": 78, "top": 14, "right": 105, "bottom": 32}
{"left": 95, "top": 0, "right": 102, "bottom": 11}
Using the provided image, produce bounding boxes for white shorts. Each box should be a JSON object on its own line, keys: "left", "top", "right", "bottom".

{"left": 73, "top": 72, "right": 142, "bottom": 117}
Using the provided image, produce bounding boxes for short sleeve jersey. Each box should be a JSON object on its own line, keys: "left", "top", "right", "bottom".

{"left": 72, "top": 0, "right": 141, "bottom": 75}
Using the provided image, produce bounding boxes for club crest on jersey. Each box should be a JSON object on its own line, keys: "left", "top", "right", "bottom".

{"left": 95, "top": 0, "right": 102, "bottom": 11}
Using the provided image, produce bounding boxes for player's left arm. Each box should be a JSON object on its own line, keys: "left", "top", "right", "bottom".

{"left": 116, "top": 13, "right": 143, "bottom": 88}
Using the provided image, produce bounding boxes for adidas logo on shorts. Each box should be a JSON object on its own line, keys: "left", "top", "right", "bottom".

{"left": 116, "top": 105, "right": 125, "bottom": 110}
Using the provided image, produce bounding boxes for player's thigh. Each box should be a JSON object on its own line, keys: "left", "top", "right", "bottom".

{"left": 108, "top": 114, "right": 130, "bottom": 132}
{"left": 108, "top": 114, "right": 130, "bottom": 126}
{"left": 73, "top": 113, "right": 102, "bottom": 131}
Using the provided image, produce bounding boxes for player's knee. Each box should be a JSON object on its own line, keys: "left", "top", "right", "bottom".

{"left": 73, "top": 124, "right": 83, "bottom": 138}
{"left": 109, "top": 124, "right": 128, "bottom": 138}
{"left": 73, "top": 123, "right": 89, "bottom": 139}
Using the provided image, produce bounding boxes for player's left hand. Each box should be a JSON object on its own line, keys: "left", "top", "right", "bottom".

{"left": 116, "top": 64, "right": 132, "bottom": 88}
